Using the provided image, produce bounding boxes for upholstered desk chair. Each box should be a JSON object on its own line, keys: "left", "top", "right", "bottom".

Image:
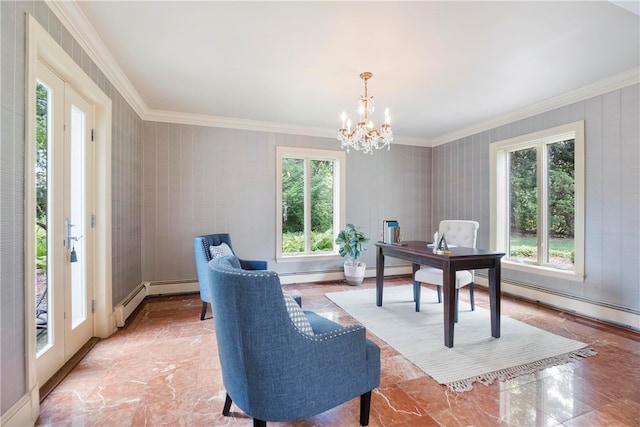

{"left": 208, "top": 255, "right": 381, "bottom": 426}
{"left": 193, "top": 233, "right": 267, "bottom": 320}
{"left": 414, "top": 220, "right": 479, "bottom": 322}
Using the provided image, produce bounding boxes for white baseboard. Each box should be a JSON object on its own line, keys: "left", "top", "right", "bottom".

{"left": 0, "top": 384, "right": 38, "bottom": 427}
{"left": 146, "top": 280, "right": 199, "bottom": 296}
{"left": 475, "top": 276, "right": 640, "bottom": 330}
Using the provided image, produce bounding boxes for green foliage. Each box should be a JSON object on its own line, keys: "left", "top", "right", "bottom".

{"left": 547, "top": 140, "right": 575, "bottom": 238}
{"left": 36, "top": 83, "right": 48, "bottom": 225}
{"left": 282, "top": 157, "right": 335, "bottom": 235}
{"left": 311, "top": 228, "right": 334, "bottom": 251}
{"left": 509, "top": 140, "right": 575, "bottom": 239}
{"left": 282, "top": 158, "right": 304, "bottom": 234}
{"left": 282, "top": 229, "right": 334, "bottom": 253}
{"left": 510, "top": 245, "right": 537, "bottom": 258}
{"left": 35, "top": 83, "right": 49, "bottom": 273}
{"left": 335, "top": 224, "right": 370, "bottom": 260}
{"left": 35, "top": 225, "right": 47, "bottom": 272}
{"left": 310, "top": 160, "right": 334, "bottom": 234}
{"left": 510, "top": 235, "right": 574, "bottom": 264}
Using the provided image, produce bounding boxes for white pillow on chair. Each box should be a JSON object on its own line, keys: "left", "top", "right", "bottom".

{"left": 210, "top": 242, "right": 234, "bottom": 259}
{"left": 283, "top": 294, "right": 314, "bottom": 335}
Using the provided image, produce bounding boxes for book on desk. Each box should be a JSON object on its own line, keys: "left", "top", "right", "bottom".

{"left": 382, "top": 220, "right": 404, "bottom": 245}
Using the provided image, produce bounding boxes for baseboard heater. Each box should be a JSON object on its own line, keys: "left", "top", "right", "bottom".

{"left": 114, "top": 283, "right": 148, "bottom": 327}
{"left": 114, "top": 280, "right": 200, "bottom": 327}
{"left": 474, "top": 273, "right": 639, "bottom": 330}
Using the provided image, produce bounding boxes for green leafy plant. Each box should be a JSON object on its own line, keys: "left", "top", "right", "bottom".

{"left": 335, "top": 224, "right": 370, "bottom": 263}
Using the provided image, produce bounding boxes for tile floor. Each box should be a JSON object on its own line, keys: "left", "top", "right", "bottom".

{"left": 37, "top": 277, "right": 640, "bottom": 426}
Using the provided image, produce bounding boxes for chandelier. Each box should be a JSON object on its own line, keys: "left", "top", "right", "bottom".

{"left": 338, "top": 72, "right": 393, "bottom": 154}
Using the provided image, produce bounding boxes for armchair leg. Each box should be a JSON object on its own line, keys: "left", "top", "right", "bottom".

{"left": 200, "top": 302, "right": 208, "bottom": 321}
{"left": 360, "top": 391, "right": 372, "bottom": 426}
{"left": 436, "top": 285, "right": 442, "bottom": 303}
{"left": 222, "top": 393, "right": 232, "bottom": 416}
{"left": 253, "top": 420, "right": 266, "bottom": 427}
{"left": 469, "top": 282, "right": 475, "bottom": 311}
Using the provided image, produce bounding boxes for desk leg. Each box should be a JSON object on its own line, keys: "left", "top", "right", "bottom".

{"left": 443, "top": 266, "right": 456, "bottom": 348}
{"left": 489, "top": 262, "right": 501, "bottom": 338}
{"left": 412, "top": 263, "right": 421, "bottom": 312}
{"left": 376, "top": 247, "right": 384, "bottom": 307}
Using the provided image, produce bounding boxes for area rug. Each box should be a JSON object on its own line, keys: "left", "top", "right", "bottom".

{"left": 326, "top": 285, "right": 596, "bottom": 392}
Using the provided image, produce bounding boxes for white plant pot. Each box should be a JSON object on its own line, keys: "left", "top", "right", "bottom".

{"left": 344, "top": 260, "right": 366, "bottom": 286}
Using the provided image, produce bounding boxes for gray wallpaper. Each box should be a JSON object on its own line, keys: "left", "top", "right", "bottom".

{"left": 432, "top": 85, "right": 640, "bottom": 311}
{"left": 1, "top": 0, "right": 27, "bottom": 413}
{"left": 1, "top": 0, "right": 143, "bottom": 414}
{"left": 142, "top": 123, "right": 433, "bottom": 280}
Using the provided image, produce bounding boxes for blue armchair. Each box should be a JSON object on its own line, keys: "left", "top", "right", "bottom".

{"left": 193, "top": 233, "right": 267, "bottom": 320}
{"left": 207, "top": 255, "right": 381, "bottom": 426}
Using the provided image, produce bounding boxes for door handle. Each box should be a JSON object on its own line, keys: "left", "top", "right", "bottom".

{"left": 65, "top": 219, "right": 83, "bottom": 248}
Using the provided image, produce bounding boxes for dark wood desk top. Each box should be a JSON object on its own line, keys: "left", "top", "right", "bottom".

{"left": 375, "top": 241, "right": 504, "bottom": 267}
{"left": 376, "top": 240, "right": 504, "bottom": 258}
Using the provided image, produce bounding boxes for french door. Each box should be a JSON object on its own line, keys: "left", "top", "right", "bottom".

{"left": 35, "top": 59, "right": 95, "bottom": 385}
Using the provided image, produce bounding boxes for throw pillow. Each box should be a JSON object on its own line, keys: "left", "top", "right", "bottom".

{"left": 283, "top": 294, "right": 314, "bottom": 335}
{"left": 210, "top": 242, "right": 234, "bottom": 259}
{"left": 218, "top": 255, "right": 241, "bottom": 269}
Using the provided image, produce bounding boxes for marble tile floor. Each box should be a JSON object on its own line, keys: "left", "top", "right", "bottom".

{"left": 37, "top": 277, "right": 640, "bottom": 426}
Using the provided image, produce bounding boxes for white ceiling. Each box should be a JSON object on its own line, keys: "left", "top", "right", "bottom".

{"left": 53, "top": 1, "right": 639, "bottom": 146}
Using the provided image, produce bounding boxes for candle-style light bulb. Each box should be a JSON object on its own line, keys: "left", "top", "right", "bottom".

{"left": 384, "top": 108, "right": 390, "bottom": 125}
{"left": 341, "top": 112, "right": 347, "bottom": 129}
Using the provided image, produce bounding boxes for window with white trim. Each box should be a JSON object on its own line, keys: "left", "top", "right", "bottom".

{"left": 490, "top": 121, "right": 585, "bottom": 281}
{"left": 276, "top": 147, "right": 345, "bottom": 261}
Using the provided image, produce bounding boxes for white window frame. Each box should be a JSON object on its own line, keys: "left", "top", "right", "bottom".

{"left": 490, "top": 121, "right": 585, "bottom": 282}
{"left": 276, "top": 147, "right": 345, "bottom": 262}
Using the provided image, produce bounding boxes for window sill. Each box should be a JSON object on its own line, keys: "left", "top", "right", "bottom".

{"left": 502, "top": 259, "right": 585, "bottom": 283}
{"left": 276, "top": 253, "right": 343, "bottom": 263}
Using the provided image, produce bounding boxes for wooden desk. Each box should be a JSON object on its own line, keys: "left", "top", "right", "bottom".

{"left": 375, "top": 241, "right": 504, "bottom": 348}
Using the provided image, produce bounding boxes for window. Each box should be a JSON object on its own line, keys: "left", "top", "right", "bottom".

{"left": 276, "top": 147, "right": 345, "bottom": 261}
{"left": 490, "top": 121, "right": 585, "bottom": 281}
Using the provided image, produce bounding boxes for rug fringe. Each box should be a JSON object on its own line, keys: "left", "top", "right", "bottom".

{"left": 445, "top": 346, "right": 597, "bottom": 393}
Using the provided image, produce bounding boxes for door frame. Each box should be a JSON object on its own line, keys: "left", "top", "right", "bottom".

{"left": 25, "top": 13, "right": 113, "bottom": 409}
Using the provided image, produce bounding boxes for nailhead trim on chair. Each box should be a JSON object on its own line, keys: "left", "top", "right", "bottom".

{"left": 213, "top": 262, "right": 279, "bottom": 278}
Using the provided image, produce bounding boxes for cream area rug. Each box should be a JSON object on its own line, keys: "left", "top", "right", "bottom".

{"left": 326, "top": 285, "right": 596, "bottom": 392}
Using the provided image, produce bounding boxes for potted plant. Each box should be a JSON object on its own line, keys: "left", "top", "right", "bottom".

{"left": 335, "top": 223, "right": 370, "bottom": 286}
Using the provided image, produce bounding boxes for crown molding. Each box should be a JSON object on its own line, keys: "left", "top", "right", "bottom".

{"left": 145, "top": 109, "right": 336, "bottom": 138}
{"left": 45, "top": 0, "right": 148, "bottom": 118}
{"left": 431, "top": 67, "right": 640, "bottom": 147}
{"left": 145, "top": 109, "right": 430, "bottom": 147}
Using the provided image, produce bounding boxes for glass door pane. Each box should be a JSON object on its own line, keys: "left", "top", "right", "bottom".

{"left": 35, "top": 82, "right": 51, "bottom": 354}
